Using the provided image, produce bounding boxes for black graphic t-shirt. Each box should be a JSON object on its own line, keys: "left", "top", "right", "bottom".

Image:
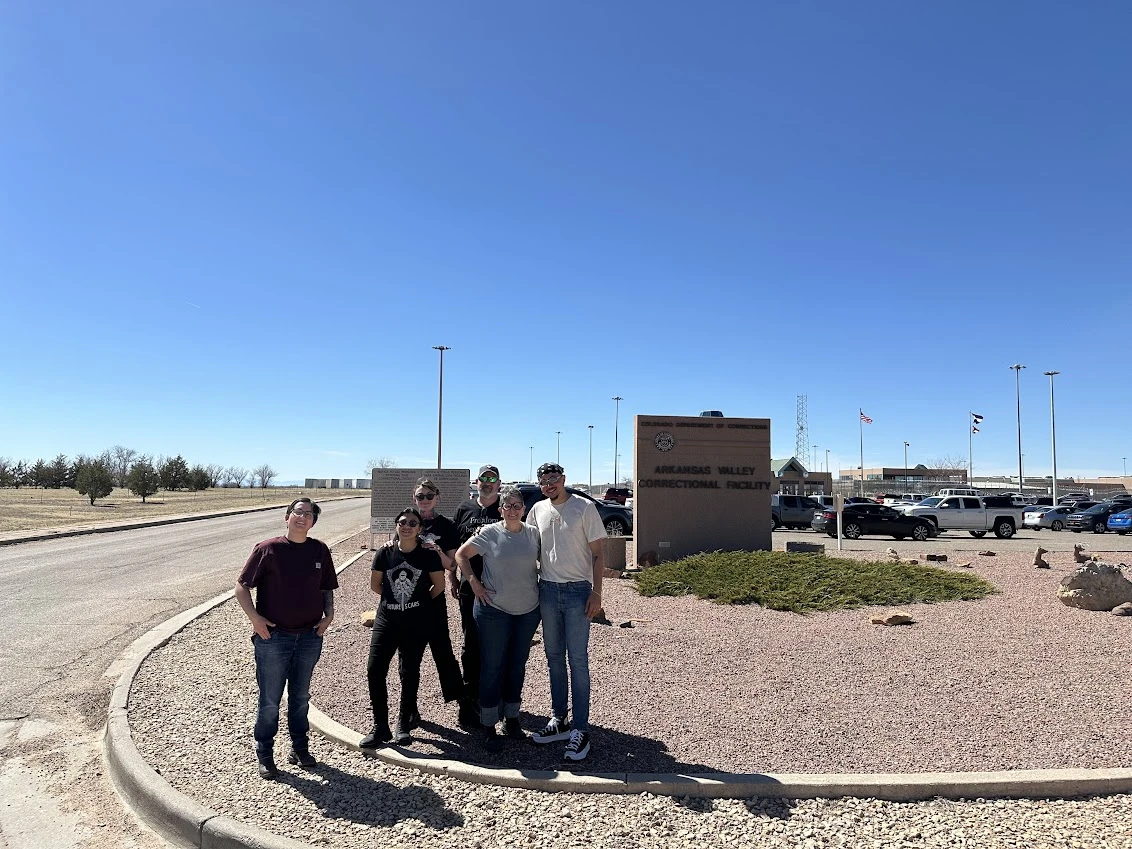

{"left": 372, "top": 544, "right": 442, "bottom": 614}
{"left": 453, "top": 498, "right": 502, "bottom": 582}
{"left": 418, "top": 513, "right": 459, "bottom": 554}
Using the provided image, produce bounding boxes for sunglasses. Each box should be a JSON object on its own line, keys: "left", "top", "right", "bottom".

{"left": 396, "top": 519, "right": 420, "bottom": 528}
{"left": 414, "top": 493, "right": 437, "bottom": 500}
{"left": 538, "top": 474, "right": 562, "bottom": 486}
{"left": 478, "top": 475, "right": 499, "bottom": 484}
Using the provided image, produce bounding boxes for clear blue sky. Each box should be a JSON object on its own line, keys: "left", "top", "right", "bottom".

{"left": 2, "top": 1, "right": 1129, "bottom": 485}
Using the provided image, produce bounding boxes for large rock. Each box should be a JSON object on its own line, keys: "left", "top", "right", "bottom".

{"left": 1057, "top": 563, "right": 1132, "bottom": 611}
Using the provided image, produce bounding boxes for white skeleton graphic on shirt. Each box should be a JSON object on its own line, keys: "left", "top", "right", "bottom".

{"left": 387, "top": 565, "right": 423, "bottom": 610}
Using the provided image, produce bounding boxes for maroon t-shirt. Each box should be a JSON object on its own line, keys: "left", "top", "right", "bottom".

{"left": 238, "top": 536, "right": 337, "bottom": 631}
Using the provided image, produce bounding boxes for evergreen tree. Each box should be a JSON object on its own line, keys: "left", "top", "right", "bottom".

{"left": 159, "top": 455, "right": 190, "bottom": 491}
{"left": 126, "top": 459, "right": 161, "bottom": 503}
{"left": 75, "top": 460, "right": 115, "bottom": 505}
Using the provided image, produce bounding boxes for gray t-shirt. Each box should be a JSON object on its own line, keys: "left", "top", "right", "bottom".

{"left": 525, "top": 494, "right": 607, "bottom": 583}
{"left": 470, "top": 521, "right": 541, "bottom": 615}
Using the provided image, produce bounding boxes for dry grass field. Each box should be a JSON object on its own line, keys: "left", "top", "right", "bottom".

{"left": 0, "top": 487, "right": 362, "bottom": 534}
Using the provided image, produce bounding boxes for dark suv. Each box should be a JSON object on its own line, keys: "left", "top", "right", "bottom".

{"left": 602, "top": 487, "right": 633, "bottom": 505}
{"left": 1066, "top": 501, "right": 1130, "bottom": 534}
{"left": 517, "top": 485, "right": 633, "bottom": 536}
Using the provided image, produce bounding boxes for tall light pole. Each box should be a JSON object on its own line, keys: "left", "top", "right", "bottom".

{"left": 529, "top": 446, "right": 533, "bottom": 482}
{"left": 903, "top": 441, "right": 910, "bottom": 493}
{"left": 556, "top": 431, "right": 561, "bottom": 463}
{"left": 1124, "top": 457, "right": 1127, "bottom": 477}
{"left": 588, "top": 425, "right": 594, "bottom": 491}
{"left": 1010, "top": 364, "right": 1025, "bottom": 492}
{"left": 432, "top": 345, "right": 450, "bottom": 468}
{"left": 1044, "top": 371, "right": 1059, "bottom": 503}
{"left": 825, "top": 449, "right": 830, "bottom": 475}
{"left": 612, "top": 396, "right": 623, "bottom": 486}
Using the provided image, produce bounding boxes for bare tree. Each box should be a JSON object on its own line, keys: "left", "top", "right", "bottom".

{"left": 224, "top": 466, "right": 248, "bottom": 488}
{"left": 204, "top": 463, "right": 225, "bottom": 488}
{"left": 251, "top": 464, "right": 277, "bottom": 488}
{"left": 927, "top": 454, "right": 968, "bottom": 473}
{"left": 365, "top": 457, "right": 396, "bottom": 475}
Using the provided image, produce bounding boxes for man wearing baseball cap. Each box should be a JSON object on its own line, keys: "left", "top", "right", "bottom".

{"left": 526, "top": 462, "right": 606, "bottom": 762}
{"left": 451, "top": 464, "right": 504, "bottom": 727}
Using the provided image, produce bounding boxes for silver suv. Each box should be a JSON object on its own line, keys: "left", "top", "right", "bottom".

{"left": 772, "top": 494, "right": 823, "bottom": 530}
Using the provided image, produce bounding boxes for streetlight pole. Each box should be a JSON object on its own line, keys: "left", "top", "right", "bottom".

{"left": 612, "top": 396, "right": 623, "bottom": 486}
{"left": 529, "top": 446, "right": 533, "bottom": 482}
{"left": 432, "top": 345, "right": 450, "bottom": 468}
{"left": 1044, "top": 371, "right": 1059, "bottom": 503}
{"left": 904, "top": 441, "right": 910, "bottom": 494}
{"left": 556, "top": 431, "right": 561, "bottom": 463}
{"left": 588, "top": 425, "right": 594, "bottom": 491}
{"left": 1010, "top": 364, "right": 1026, "bottom": 493}
{"left": 825, "top": 449, "right": 830, "bottom": 475}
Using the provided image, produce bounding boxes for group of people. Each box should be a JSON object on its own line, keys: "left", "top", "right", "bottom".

{"left": 235, "top": 462, "right": 607, "bottom": 779}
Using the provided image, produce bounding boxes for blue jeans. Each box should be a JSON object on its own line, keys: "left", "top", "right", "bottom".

{"left": 473, "top": 602, "right": 542, "bottom": 726}
{"left": 252, "top": 628, "right": 323, "bottom": 753}
{"left": 539, "top": 580, "right": 592, "bottom": 731}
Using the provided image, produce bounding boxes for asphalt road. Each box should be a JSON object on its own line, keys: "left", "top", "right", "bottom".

{"left": 0, "top": 498, "right": 370, "bottom": 849}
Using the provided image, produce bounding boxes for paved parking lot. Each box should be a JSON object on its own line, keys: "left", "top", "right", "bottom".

{"left": 772, "top": 526, "right": 1132, "bottom": 556}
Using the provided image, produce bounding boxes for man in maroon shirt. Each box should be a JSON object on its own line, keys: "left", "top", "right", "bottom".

{"left": 235, "top": 498, "right": 337, "bottom": 779}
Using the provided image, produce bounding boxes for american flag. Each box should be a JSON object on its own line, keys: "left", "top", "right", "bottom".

{"left": 860, "top": 409, "right": 873, "bottom": 424}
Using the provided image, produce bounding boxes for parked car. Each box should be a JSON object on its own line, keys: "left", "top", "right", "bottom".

{"left": 1107, "top": 509, "right": 1132, "bottom": 535}
{"left": 771, "top": 494, "right": 823, "bottom": 530}
{"left": 1065, "top": 501, "right": 1130, "bottom": 534}
{"left": 602, "top": 487, "right": 633, "bottom": 505}
{"left": 1060, "top": 500, "right": 1097, "bottom": 513}
{"left": 516, "top": 484, "right": 633, "bottom": 536}
{"left": 844, "top": 496, "right": 875, "bottom": 504}
{"left": 811, "top": 503, "right": 936, "bottom": 541}
{"left": 1057, "top": 492, "right": 1090, "bottom": 504}
{"left": 1022, "top": 505, "right": 1075, "bottom": 532}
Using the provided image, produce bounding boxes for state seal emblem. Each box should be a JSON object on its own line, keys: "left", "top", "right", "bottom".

{"left": 654, "top": 432, "right": 675, "bottom": 452}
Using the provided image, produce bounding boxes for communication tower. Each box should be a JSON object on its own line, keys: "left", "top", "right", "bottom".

{"left": 796, "top": 394, "right": 809, "bottom": 466}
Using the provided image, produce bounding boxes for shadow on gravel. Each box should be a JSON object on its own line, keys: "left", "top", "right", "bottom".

{"left": 281, "top": 762, "right": 465, "bottom": 830}
{"left": 387, "top": 712, "right": 716, "bottom": 775}
{"left": 672, "top": 796, "right": 797, "bottom": 820}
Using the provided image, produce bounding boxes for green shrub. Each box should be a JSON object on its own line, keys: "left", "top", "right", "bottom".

{"left": 633, "top": 550, "right": 997, "bottom": 614}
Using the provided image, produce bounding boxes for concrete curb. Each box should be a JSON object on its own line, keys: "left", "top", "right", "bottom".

{"left": 0, "top": 495, "right": 364, "bottom": 547}
{"left": 105, "top": 542, "right": 1132, "bottom": 849}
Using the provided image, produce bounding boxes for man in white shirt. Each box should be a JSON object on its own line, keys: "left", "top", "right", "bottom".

{"left": 525, "top": 462, "right": 606, "bottom": 762}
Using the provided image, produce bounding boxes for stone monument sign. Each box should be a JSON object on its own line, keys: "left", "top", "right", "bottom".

{"left": 370, "top": 467, "right": 470, "bottom": 534}
{"left": 634, "top": 415, "right": 772, "bottom": 564}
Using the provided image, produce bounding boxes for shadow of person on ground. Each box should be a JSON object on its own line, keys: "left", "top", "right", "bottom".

{"left": 278, "top": 761, "right": 464, "bottom": 830}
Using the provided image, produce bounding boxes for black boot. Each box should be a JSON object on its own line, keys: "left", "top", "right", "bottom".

{"left": 359, "top": 725, "right": 392, "bottom": 749}
{"left": 256, "top": 749, "right": 278, "bottom": 779}
{"left": 393, "top": 714, "right": 412, "bottom": 745}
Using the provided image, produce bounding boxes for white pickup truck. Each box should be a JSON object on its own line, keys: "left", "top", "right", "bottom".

{"left": 904, "top": 495, "right": 1027, "bottom": 538}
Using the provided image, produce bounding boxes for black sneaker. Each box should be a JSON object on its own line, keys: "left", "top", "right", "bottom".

{"left": 287, "top": 748, "right": 317, "bottom": 768}
{"left": 563, "top": 729, "right": 590, "bottom": 763}
{"left": 483, "top": 726, "right": 504, "bottom": 753}
{"left": 502, "top": 717, "right": 526, "bottom": 740}
{"left": 531, "top": 716, "right": 571, "bottom": 744}
{"left": 256, "top": 750, "right": 279, "bottom": 779}
{"left": 457, "top": 699, "right": 480, "bottom": 729}
{"left": 393, "top": 716, "right": 412, "bottom": 745}
{"left": 359, "top": 726, "right": 392, "bottom": 749}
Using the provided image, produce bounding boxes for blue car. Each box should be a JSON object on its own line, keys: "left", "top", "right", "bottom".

{"left": 1107, "top": 509, "right": 1132, "bottom": 535}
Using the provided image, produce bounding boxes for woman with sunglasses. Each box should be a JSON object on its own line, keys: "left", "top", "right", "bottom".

{"left": 360, "top": 507, "right": 445, "bottom": 748}
{"left": 407, "top": 479, "right": 464, "bottom": 724}
{"left": 454, "top": 485, "right": 542, "bottom": 753}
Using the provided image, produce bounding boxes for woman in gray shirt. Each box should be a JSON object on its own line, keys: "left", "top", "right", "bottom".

{"left": 455, "top": 485, "right": 541, "bottom": 753}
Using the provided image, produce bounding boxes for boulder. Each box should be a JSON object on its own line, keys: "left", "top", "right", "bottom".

{"left": 360, "top": 610, "right": 376, "bottom": 628}
{"left": 871, "top": 610, "right": 915, "bottom": 626}
{"left": 1058, "top": 563, "right": 1132, "bottom": 611}
{"left": 957, "top": 562, "right": 973, "bottom": 568}
{"left": 1112, "top": 602, "right": 1132, "bottom": 617}
{"left": 978, "top": 550, "right": 996, "bottom": 557}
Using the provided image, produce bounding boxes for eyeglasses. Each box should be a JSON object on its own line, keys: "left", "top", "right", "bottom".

{"left": 396, "top": 519, "right": 420, "bottom": 528}
{"left": 478, "top": 475, "right": 499, "bottom": 484}
{"left": 414, "top": 493, "right": 436, "bottom": 501}
{"left": 291, "top": 510, "right": 315, "bottom": 519}
{"left": 501, "top": 502, "right": 524, "bottom": 511}
{"left": 538, "top": 474, "right": 562, "bottom": 487}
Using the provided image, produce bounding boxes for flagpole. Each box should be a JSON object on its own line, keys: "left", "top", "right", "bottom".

{"left": 969, "top": 413, "right": 973, "bottom": 485}
{"left": 859, "top": 411, "right": 864, "bottom": 497}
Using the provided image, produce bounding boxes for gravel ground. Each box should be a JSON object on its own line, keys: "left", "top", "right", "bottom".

{"left": 129, "top": 534, "right": 1132, "bottom": 848}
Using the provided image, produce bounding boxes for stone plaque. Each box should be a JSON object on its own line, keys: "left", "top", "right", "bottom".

{"left": 369, "top": 468, "right": 471, "bottom": 533}
{"left": 634, "top": 414, "right": 772, "bottom": 564}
